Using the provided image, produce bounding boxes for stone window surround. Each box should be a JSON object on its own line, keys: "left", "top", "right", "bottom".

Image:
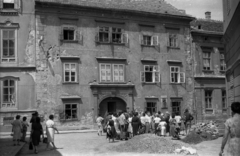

{"left": 169, "top": 66, "right": 185, "bottom": 84}
{"left": 99, "top": 63, "right": 125, "bottom": 83}
{"left": 0, "top": 0, "right": 21, "bottom": 15}
{"left": 0, "top": 20, "right": 19, "bottom": 64}
{"left": 140, "top": 64, "right": 160, "bottom": 83}
{"left": 0, "top": 76, "right": 19, "bottom": 110}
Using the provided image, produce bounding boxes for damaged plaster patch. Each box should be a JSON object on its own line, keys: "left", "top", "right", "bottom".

{"left": 24, "top": 30, "right": 35, "bottom": 65}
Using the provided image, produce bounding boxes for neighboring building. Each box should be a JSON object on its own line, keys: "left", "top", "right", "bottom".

{"left": 191, "top": 12, "right": 228, "bottom": 123}
{"left": 222, "top": 0, "right": 240, "bottom": 113}
{"left": 0, "top": 0, "right": 36, "bottom": 129}
{"left": 34, "top": 0, "right": 194, "bottom": 126}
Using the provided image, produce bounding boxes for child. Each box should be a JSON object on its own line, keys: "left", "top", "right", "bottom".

{"left": 106, "top": 119, "right": 116, "bottom": 142}
{"left": 96, "top": 114, "right": 104, "bottom": 136}
{"left": 21, "top": 116, "right": 29, "bottom": 142}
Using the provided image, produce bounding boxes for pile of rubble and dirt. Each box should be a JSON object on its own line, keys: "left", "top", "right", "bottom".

{"left": 111, "top": 134, "right": 197, "bottom": 155}
{"left": 182, "top": 121, "right": 220, "bottom": 144}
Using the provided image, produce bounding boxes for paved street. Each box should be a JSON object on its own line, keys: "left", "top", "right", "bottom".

{"left": 17, "top": 132, "right": 223, "bottom": 156}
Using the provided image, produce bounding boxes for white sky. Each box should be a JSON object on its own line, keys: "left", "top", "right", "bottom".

{"left": 165, "top": 0, "right": 223, "bottom": 21}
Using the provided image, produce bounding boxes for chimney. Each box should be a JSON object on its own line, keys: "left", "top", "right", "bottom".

{"left": 205, "top": 11, "right": 211, "bottom": 20}
{"left": 179, "top": 9, "right": 186, "bottom": 14}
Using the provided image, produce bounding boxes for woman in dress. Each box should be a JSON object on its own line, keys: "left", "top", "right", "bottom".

{"left": 31, "top": 117, "right": 44, "bottom": 154}
{"left": 46, "top": 114, "right": 59, "bottom": 150}
{"left": 12, "top": 115, "right": 22, "bottom": 146}
{"left": 131, "top": 112, "right": 141, "bottom": 136}
{"left": 127, "top": 113, "right": 133, "bottom": 138}
{"left": 220, "top": 102, "right": 240, "bottom": 156}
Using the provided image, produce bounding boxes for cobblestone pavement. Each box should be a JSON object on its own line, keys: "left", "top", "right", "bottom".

{"left": 16, "top": 132, "right": 224, "bottom": 156}
{"left": 0, "top": 137, "right": 25, "bottom": 156}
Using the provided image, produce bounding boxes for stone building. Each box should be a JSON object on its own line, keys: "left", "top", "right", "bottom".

{"left": 34, "top": 0, "right": 195, "bottom": 126}
{"left": 222, "top": 0, "right": 240, "bottom": 112}
{"left": 190, "top": 12, "right": 228, "bottom": 123}
{"left": 0, "top": 0, "right": 36, "bottom": 129}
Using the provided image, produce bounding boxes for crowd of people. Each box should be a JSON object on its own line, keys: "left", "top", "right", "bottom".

{"left": 96, "top": 109, "right": 194, "bottom": 142}
{"left": 11, "top": 112, "right": 59, "bottom": 154}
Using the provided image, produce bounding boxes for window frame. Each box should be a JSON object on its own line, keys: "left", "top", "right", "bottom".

{"left": 205, "top": 90, "right": 213, "bottom": 109}
{"left": 169, "top": 66, "right": 185, "bottom": 84}
{"left": 140, "top": 34, "right": 159, "bottom": 46}
{"left": 99, "top": 63, "right": 125, "bottom": 83}
{"left": 146, "top": 102, "right": 157, "bottom": 115}
{"left": 222, "top": 90, "right": 227, "bottom": 109}
{"left": 203, "top": 52, "right": 211, "bottom": 71}
{"left": 168, "top": 34, "right": 178, "bottom": 48}
{"left": 220, "top": 53, "right": 226, "bottom": 71}
{"left": 96, "top": 26, "right": 128, "bottom": 44}
{"left": 140, "top": 65, "right": 160, "bottom": 83}
{"left": 63, "top": 62, "right": 78, "bottom": 83}
{"left": 0, "top": 78, "right": 18, "bottom": 110}
{"left": 171, "top": 100, "right": 181, "bottom": 115}
{"left": 64, "top": 103, "right": 78, "bottom": 120}
{"left": 0, "top": 29, "right": 17, "bottom": 63}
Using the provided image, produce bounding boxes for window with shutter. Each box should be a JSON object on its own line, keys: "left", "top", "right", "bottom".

{"left": 203, "top": 52, "right": 211, "bottom": 70}
{"left": 99, "top": 63, "right": 125, "bottom": 83}
{"left": 64, "top": 63, "right": 77, "bottom": 83}
{"left": 170, "top": 66, "right": 185, "bottom": 84}
{"left": 141, "top": 65, "right": 160, "bottom": 83}
{"left": 151, "top": 36, "right": 159, "bottom": 46}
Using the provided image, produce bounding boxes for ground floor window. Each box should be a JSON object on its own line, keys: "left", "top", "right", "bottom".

{"left": 205, "top": 90, "right": 212, "bottom": 109}
{"left": 146, "top": 102, "right": 156, "bottom": 114}
{"left": 222, "top": 90, "right": 226, "bottom": 109}
{"left": 65, "top": 104, "right": 78, "bottom": 120}
{"left": 172, "top": 101, "right": 181, "bottom": 115}
{"left": 1, "top": 79, "right": 17, "bottom": 109}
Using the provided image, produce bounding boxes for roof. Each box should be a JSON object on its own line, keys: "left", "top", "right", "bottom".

{"left": 35, "top": 0, "right": 193, "bottom": 18}
{"left": 190, "top": 19, "right": 223, "bottom": 33}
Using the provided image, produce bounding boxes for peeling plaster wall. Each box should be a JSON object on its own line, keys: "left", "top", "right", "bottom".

{"left": 34, "top": 4, "right": 194, "bottom": 126}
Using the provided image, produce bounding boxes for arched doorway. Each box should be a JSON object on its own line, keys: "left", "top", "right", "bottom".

{"left": 99, "top": 97, "right": 126, "bottom": 117}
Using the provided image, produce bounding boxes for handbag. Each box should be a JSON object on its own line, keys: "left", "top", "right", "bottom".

{"left": 29, "top": 141, "right": 33, "bottom": 150}
{"left": 43, "top": 137, "right": 48, "bottom": 143}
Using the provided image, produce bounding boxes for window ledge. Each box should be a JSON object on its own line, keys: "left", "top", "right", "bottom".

{"left": 62, "top": 82, "right": 79, "bottom": 84}
{"left": 61, "top": 40, "right": 79, "bottom": 43}
{"left": 142, "top": 82, "right": 158, "bottom": 84}
{"left": 0, "top": 9, "right": 19, "bottom": 15}
{"left": 167, "top": 46, "right": 180, "bottom": 49}
{"left": 99, "top": 82, "right": 126, "bottom": 84}
{"left": 202, "top": 70, "right": 214, "bottom": 73}
{"left": 96, "top": 41, "right": 125, "bottom": 45}
{"left": 141, "top": 44, "right": 155, "bottom": 47}
{"left": 170, "top": 83, "right": 183, "bottom": 85}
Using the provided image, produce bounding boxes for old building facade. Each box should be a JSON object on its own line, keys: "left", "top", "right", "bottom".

{"left": 222, "top": 0, "right": 240, "bottom": 112}
{"left": 191, "top": 12, "right": 228, "bottom": 123}
{"left": 0, "top": 0, "right": 36, "bottom": 129}
{"left": 34, "top": 0, "right": 194, "bottom": 126}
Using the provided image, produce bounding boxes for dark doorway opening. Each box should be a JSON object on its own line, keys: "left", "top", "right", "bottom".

{"left": 172, "top": 101, "right": 181, "bottom": 115}
{"left": 108, "top": 102, "right": 116, "bottom": 114}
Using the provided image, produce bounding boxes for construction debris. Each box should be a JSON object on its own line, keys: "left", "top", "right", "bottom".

{"left": 175, "top": 146, "right": 197, "bottom": 155}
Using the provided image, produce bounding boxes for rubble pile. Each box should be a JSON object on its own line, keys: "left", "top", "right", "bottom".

{"left": 175, "top": 146, "right": 197, "bottom": 155}
{"left": 182, "top": 121, "right": 219, "bottom": 144}
{"left": 111, "top": 134, "right": 197, "bottom": 154}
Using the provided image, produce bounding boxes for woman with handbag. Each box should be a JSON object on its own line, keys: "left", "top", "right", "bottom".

{"left": 31, "top": 117, "right": 44, "bottom": 154}
{"left": 12, "top": 115, "right": 22, "bottom": 146}
{"left": 46, "top": 114, "right": 59, "bottom": 150}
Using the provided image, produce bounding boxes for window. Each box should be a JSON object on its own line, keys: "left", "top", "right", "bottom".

{"left": 60, "top": 25, "right": 82, "bottom": 43}
{"left": 3, "top": 0, "right": 14, "bottom": 9}
{"left": 100, "top": 63, "right": 124, "bottom": 82}
{"left": 172, "top": 101, "right": 181, "bottom": 115}
{"left": 65, "top": 104, "right": 78, "bottom": 120}
{"left": 168, "top": 34, "right": 178, "bottom": 47}
{"left": 141, "top": 65, "right": 160, "bottom": 83}
{"left": 64, "top": 63, "right": 77, "bottom": 82}
{"left": 140, "top": 35, "right": 158, "bottom": 46}
{"left": 203, "top": 52, "right": 211, "bottom": 70}
{"left": 146, "top": 102, "right": 156, "bottom": 114}
{"left": 220, "top": 54, "right": 226, "bottom": 71}
{"left": 1, "top": 79, "right": 16, "bottom": 108}
{"left": 1, "top": 29, "right": 16, "bottom": 62}
{"left": 161, "top": 97, "right": 167, "bottom": 108}
{"left": 205, "top": 90, "right": 212, "bottom": 109}
{"left": 96, "top": 26, "right": 128, "bottom": 44}
{"left": 222, "top": 90, "right": 226, "bottom": 109}
{"left": 170, "top": 66, "right": 185, "bottom": 83}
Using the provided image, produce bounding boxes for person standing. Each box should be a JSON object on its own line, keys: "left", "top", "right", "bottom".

{"left": 12, "top": 115, "right": 22, "bottom": 146}
{"left": 21, "top": 116, "right": 29, "bottom": 142}
{"left": 118, "top": 111, "right": 127, "bottom": 140}
{"left": 131, "top": 112, "right": 141, "bottom": 136}
{"left": 183, "top": 109, "right": 193, "bottom": 135}
{"left": 164, "top": 112, "right": 171, "bottom": 136}
{"left": 145, "top": 112, "right": 151, "bottom": 133}
{"left": 31, "top": 117, "right": 44, "bottom": 154}
{"left": 96, "top": 114, "right": 104, "bottom": 136}
{"left": 153, "top": 114, "right": 161, "bottom": 135}
{"left": 140, "top": 113, "right": 146, "bottom": 134}
{"left": 46, "top": 115, "right": 59, "bottom": 150}
{"left": 127, "top": 113, "right": 133, "bottom": 138}
{"left": 219, "top": 102, "right": 240, "bottom": 156}
{"left": 174, "top": 112, "right": 182, "bottom": 135}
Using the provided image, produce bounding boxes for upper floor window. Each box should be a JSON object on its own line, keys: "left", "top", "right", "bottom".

{"left": 222, "top": 90, "right": 227, "bottom": 109}
{"left": 220, "top": 54, "right": 226, "bottom": 71}
{"left": 1, "top": 79, "right": 17, "bottom": 109}
{"left": 1, "top": 29, "right": 16, "bottom": 63}
{"left": 203, "top": 52, "right": 211, "bottom": 70}
{"left": 59, "top": 24, "right": 82, "bottom": 43}
{"left": 168, "top": 34, "right": 178, "bottom": 48}
{"left": 140, "top": 35, "right": 158, "bottom": 46}
{"left": 141, "top": 65, "right": 160, "bottom": 83}
{"left": 170, "top": 66, "right": 185, "bottom": 84}
{"left": 0, "top": 0, "right": 21, "bottom": 13}
{"left": 3, "top": 0, "right": 14, "bottom": 9}
{"left": 99, "top": 63, "right": 125, "bottom": 83}
{"left": 166, "top": 27, "right": 180, "bottom": 48}
{"left": 63, "top": 63, "right": 77, "bottom": 83}
{"left": 95, "top": 26, "right": 128, "bottom": 44}
{"left": 205, "top": 90, "right": 212, "bottom": 109}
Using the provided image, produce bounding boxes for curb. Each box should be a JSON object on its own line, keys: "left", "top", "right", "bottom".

{"left": 0, "top": 130, "right": 97, "bottom": 137}
{"left": 13, "top": 142, "right": 26, "bottom": 156}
